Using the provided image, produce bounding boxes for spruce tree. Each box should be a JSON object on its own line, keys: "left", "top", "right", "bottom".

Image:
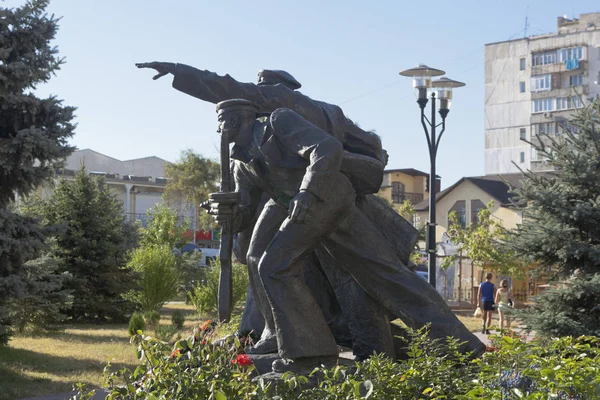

{"left": 0, "top": 0, "right": 75, "bottom": 344}
{"left": 43, "top": 168, "right": 138, "bottom": 321}
{"left": 508, "top": 98, "right": 600, "bottom": 336}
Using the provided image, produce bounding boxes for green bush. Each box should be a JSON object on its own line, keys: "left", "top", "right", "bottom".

{"left": 126, "top": 245, "right": 180, "bottom": 312}
{"left": 127, "top": 312, "right": 146, "bottom": 336}
{"left": 77, "top": 325, "right": 600, "bottom": 400}
{"left": 143, "top": 310, "right": 161, "bottom": 328}
{"left": 188, "top": 259, "right": 248, "bottom": 314}
{"left": 153, "top": 324, "right": 180, "bottom": 342}
{"left": 171, "top": 310, "right": 185, "bottom": 329}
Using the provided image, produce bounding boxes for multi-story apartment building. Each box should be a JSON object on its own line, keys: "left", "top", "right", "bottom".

{"left": 485, "top": 13, "right": 600, "bottom": 174}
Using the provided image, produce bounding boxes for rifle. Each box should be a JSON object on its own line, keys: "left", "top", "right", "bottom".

{"left": 208, "top": 128, "right": 240, "bottom": 323}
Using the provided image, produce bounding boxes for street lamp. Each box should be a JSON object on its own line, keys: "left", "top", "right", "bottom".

{"left": 399, "top": 65, "right": 465, "bottom": 288}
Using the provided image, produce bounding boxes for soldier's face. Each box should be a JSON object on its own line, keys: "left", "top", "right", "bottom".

{"left": 217, "top": 113, "right": 239, "bottom": 142}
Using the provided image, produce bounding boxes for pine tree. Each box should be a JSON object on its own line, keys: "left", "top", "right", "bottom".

{"left": 11, "top": 254, "right": 73, "bottom": 333}
{"left": 507, "top": 98, "right": 600, "bottom": 336}
{"left": 0, "top": 0, "right": 75, "bottom": 344}
{"left": 43, "top": 168, "right": 138, "bottom": 321}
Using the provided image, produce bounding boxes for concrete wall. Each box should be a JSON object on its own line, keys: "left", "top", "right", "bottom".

{"left": 484, "top": 39, "right": 531, "bottom": 175}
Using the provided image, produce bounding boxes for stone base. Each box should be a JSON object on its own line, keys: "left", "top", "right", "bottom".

{"left": 247, "top": 353, "right": 355, "bottom": 384}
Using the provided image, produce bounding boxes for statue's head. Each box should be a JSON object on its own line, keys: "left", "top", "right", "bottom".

{"left": 257, "top": 69, "right": 301, "bottom": 90}
{"left": 216, "top": 99, "right": 259, "bottom": 144}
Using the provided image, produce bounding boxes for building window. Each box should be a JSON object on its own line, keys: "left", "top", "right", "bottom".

{"left": 449, "top": 200, "right": 466, "bottom": 228}
{"left": 391, "top": 181, "right": 405, "bottom": 204}
{"left": 556, "top": 96, "right": 571, "bottom": 110}
{"left": 532, "top": 98, "right": 554, "bottom": 113}
{"left": 530, "top": 74, "right": 552, "bottom": 92}
{"left": 532, "top": 122, "right": 556, "bottom": 136}
{"left": 532, "top": 51, "right": 556, "bottom": 66}
{"left": 520, "top": 152, "right": 525, "bottom": 163}
{"left": 519, "top": 81, "right": 526, "bottom": 93}
{"left": 569, "top": 74, "right": 583, "bottom": 86}
{"left": 520, "top": 58, "right": 526, "bottom": 70}
{"left": 520, "top": 128, "right": 527, "bottom": 140}
{"left": 470, "top": 199, "right": 485, "bottom": 227}
{"left": 556, "top": 96, "right": 583, "bottom": 111}
{"left": 559, "top": 46, "right": 584, "bottom": 62}
{"left": 558, "top": 120, "right": 580, "bottom": 134}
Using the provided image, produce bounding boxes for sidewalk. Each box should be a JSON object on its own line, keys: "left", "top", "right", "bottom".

{"left": 20, "top": 390, "right": 107, "bottom": 400}
{"left": 473, "top": 328, "right": 536, "bottom": 347}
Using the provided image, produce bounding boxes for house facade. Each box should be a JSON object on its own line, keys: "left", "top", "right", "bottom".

{"left": 414, "top": 173, "right": 550, "bottom": 306}
{"left": 377, "top": 168, "right": 440, "bottom": 214}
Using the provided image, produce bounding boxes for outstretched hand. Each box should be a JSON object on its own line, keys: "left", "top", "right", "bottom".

{"left": 135, "top": 61, "right": 176, "bottom": 80}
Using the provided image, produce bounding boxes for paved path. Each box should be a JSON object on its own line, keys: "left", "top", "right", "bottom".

{"left": 20, "top": 390, "right": 108, "bottom": 400}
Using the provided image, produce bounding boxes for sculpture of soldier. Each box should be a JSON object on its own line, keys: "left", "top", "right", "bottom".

{"left": 210, "top": 99, "right": 483, "bottom": 371}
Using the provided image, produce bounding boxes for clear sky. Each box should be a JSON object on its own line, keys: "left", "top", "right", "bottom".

{"left": 9, "top": 0, "right": 599, "bottom": 187}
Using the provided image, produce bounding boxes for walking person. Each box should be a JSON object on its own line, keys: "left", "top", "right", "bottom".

{"left": 495, "top": 279, "right": 512, "bottom": 332}
{"left": 477, "top": 273, "right": 495, "bottom": 334}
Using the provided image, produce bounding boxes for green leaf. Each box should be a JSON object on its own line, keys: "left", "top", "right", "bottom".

{"left": 422, "top": 387, "right": 433, "bottom": 395}
{"left": 511, "top": 388, "right": 523, "bottom": 397}
{"left": 215, "top": 391, "right": 227, "bottom": 400}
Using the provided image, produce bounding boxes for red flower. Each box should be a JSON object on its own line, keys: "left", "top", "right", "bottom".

{"left": 231, "top": 354, "right": 253, "bottom": 367}
{"left": 170, "top": 349, "right": 181, "bottom": 358}
{"left": 201, "top": 320, "right": 213, "bottom": 331}
{"left": 486, "top": 345, "right": 497, "bottom": 352}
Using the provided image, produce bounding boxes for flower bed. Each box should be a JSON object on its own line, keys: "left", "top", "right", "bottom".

{"left": 73, "top": 324, "right": 600, "bottom": 399}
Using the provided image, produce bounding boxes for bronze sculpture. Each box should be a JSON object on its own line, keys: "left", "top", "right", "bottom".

{"left": 136, "top": 63, "right": 484, "bottom": 371}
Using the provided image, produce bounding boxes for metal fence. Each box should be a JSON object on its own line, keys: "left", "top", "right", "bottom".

{"left": 392, "top": 192, "right": 424, "bottom": 204}
{"left": 440, "top": 287, "right": 532, "bottom": 306}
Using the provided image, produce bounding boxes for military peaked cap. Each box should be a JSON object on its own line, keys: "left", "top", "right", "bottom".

{"left": 257, "top": 69, "right": 302, "bottom": 90}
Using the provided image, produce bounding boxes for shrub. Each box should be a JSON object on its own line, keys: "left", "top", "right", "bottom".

{"left": 188, "top": 259, "right": 248, "bottom": 314}
{"left": 126, "top": 245, "right": 179, "bottom": 312}
{"left": 128, "top": 312, "right": 145, "bottom": 336}
{"left": 153, "top": 324, "right": 180, "bottom": 342}
{"left": 78, "top": 325, "right": 600, "bottom": 400}
{"left": 143, "top": 310, "right": 161, "bottom": 328}
{"left": 171, "top": 310, "right": 185, "bottom": 329}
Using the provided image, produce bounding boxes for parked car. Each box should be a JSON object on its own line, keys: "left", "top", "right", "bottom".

{"left": 416, "top": 270, "right": 428, "bottom": 281}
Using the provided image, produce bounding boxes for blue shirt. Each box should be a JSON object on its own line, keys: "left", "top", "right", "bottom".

{"left": 480, "top": 281, "right": 494, "bottom": 302}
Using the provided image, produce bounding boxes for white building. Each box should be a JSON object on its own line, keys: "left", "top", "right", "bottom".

{"left": 51, "top": 149, "right": 172, "bottom": 225}
{"left": 484, "top": 13, "right": 600, "bottom": 174}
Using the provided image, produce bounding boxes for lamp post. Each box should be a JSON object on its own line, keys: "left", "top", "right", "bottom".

{"left": 399, "top": 65, "right": 465, "bottom": 288}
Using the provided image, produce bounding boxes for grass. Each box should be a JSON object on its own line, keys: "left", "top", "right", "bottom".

{"left": 0, "top": 303, "right": 202, "bottom": 400}
{"left": 457, "top": 314, "right": 489, "bottom": 332}
{"left": 0, "top": 303, "right": 492, "bottom": 400}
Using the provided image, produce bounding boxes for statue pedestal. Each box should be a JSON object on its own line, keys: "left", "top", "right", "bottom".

{"left": 247, "top": 351, "right": 355, "bottom": 384}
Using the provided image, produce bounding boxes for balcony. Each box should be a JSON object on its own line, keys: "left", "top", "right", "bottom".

{"left": 531, "top": 59, "right": 587, "bottom": 75}
{"left": 530, "top": 160, "right": 555, "bottom": 172}
{"left": 531, "top": 85, "right": 588, "bottom": 100}
{"left": 391, "top": 192, "right": 424, "bottom": 204}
